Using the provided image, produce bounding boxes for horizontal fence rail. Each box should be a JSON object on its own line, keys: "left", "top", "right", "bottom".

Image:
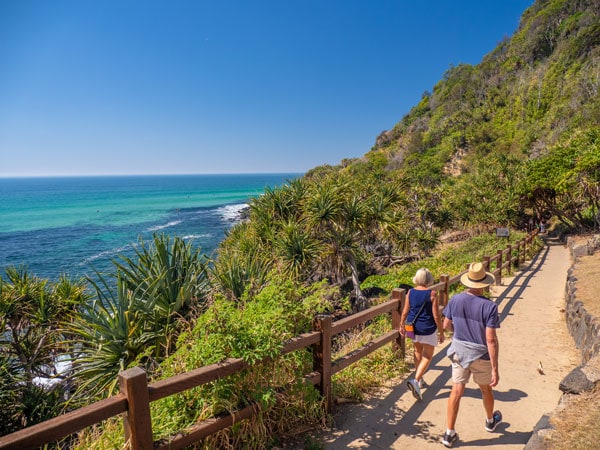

{"left": 0, "top": 229, "right": 539, "bottom": 450}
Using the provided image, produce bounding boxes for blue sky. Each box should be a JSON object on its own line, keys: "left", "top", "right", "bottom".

{"left": 0, "top": 1, "right": 533, "bottom": 177}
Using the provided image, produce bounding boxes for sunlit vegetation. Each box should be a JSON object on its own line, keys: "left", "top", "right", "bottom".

{"left": 1, "top": 0, "right": 599, "bottom": 446}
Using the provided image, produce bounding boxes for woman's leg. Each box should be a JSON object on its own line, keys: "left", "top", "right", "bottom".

{"left": 413, "top": 341, "right": 423, "bottom": 371}
{"left": 415, "top": 343, "right": 434, "bottom": 382}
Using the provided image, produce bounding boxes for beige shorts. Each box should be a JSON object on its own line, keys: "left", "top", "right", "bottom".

{"left": 451, "top": 355, "right": 492, "bottom": 385}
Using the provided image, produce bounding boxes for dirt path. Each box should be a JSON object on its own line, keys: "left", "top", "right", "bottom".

{"left": 309, "top": 237, "right": 580, "bottom": 449}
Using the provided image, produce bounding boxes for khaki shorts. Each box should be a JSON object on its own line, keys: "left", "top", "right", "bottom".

{"left": 451, "top": 355, "right": 492, "bottom": 385}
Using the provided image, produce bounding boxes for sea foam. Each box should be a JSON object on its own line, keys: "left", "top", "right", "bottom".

{"left": 216, "top": 203, "right": 248, "bottom": 222}
{"left": 146, "top": 220, "right": 182, "bottom": 232}
{"left": 82, "top": 244, "right": 136, "bottom": 264}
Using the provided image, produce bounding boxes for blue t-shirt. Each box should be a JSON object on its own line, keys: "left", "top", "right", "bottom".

{"left": 443, "top": 292, "right": 500, "bottom": 347}
{"left": 407, "top": 289, "right": 437, "bottom": 336}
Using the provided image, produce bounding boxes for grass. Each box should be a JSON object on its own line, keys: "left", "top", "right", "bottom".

{"left": 545, "top": 386, "right": 600, "bottom": 449}
{"left": 331, "top": 315, "right": 409, "bottom": 402}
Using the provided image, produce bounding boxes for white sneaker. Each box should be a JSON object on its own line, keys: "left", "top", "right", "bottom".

{"left": 406, "top": 378, "right": 422, "bottom": 401}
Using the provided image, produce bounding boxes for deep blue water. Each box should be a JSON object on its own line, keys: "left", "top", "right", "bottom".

{"left": 0, "top": 174, "right": 299, "bottom": 280}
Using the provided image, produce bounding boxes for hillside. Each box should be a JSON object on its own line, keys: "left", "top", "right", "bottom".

{"left": 221, "top": 0, "right": 600, "bottom": 312}
{"left": 2, "top": 0, "right": 599, "bottom": 447}
{"left": 369, "top": 0, "right": 600, "bottom": 180}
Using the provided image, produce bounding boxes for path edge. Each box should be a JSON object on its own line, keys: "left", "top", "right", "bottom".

{"left": 525, "top": 234, "right": 600, "bottom": 450}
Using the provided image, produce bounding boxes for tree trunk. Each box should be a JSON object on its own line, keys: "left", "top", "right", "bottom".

{"left": 348, "top": 254, "right": 369, "bottom": 312}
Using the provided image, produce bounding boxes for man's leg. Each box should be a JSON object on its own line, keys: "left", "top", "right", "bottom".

{"left": 479, "top": 384, "right": 494, "bottom": 419}
{"left": 471, "top": 359, "right": 495, "bottom": 420}
{"left": 447, "top": 382, "right": 465, "bottom": 430}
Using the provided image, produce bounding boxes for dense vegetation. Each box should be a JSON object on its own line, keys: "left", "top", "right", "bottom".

{"left": 1, "top": 0, "right": 599, "bottom": 447}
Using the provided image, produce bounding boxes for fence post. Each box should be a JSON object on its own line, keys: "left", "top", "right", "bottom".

{"left": 391, "top": 288, "right": 406, "bottom": 359}
{"left": 119, "top": 367, "right": 153, "bottom": 450}
{"left": 481, "top": 257, "right": 491, "bottom": 295}
{"left": 440, "top": 274, "right": 450, "bottom": 307}
{"left": 496, "top": 249, "right": 503, "bottom": 285}
{"left": 482, "top": 256, "right": 490, "bottom": 272}
{"left": 506, "top": 244, "right": 512, "bottom": 274}
{"left": 313, "top": 315, "right": 333, "bottom": 413}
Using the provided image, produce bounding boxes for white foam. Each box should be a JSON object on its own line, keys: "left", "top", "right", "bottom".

{"left": 32, "top": 355, "right": 72, "bottom": 388}
{"left": 216, "top": 203, "right": 248, "bottom": 222}
{"left": 82, "top": 244, "right": 133, "bottom": 263}
{"left": 182, "top": 233, "right": 212, "bottom": 241}
{"left": 147, "top": 220, "right": 182, "bottom": 232}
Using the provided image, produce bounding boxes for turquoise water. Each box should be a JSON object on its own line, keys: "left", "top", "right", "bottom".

{"left": 0, "top": 174, "right": 299, "bottom": 280}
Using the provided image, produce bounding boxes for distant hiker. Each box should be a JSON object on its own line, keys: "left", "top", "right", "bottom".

{"left": 400, "top": 268, "right": 444, "bottom": 401}
{"left": 441, "top": 262, "right": 501, "bottom": 448}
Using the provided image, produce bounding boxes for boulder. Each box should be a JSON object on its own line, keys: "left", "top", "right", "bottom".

{"left": 559, "top": 366, "right": 595, "bottom": 394}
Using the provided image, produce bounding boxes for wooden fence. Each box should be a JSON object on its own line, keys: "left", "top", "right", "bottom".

{"left": 0, "top": 230, "right": 538, "bottom": 450}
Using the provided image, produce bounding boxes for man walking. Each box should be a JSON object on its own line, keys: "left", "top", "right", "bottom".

{"left": 441, "top": 262, "right": 501, "bottom": 448}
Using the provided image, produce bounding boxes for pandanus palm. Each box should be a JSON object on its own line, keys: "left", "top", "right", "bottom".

{"left": 69, "top": 235, "right": 210, "bottom": 399}
{"left": 0, "top": 267, "right": 86, "bottom": 381}
{"left": 272, "top": 219, "right": 319, "bottom": 278}
{"left": 69, "top": 273, "right": 157, "bottom": 399}
{"left": 249, "top": 178, "right": 307, "bottom": 244}
{"left": 213, "top": 224, "right": 272, "bottom": 300}
{"left": 0, "top": 267, "right": 88, "bottom": 430}
{"left": 115, "top": 234, "right": 210, "bottom": 315}
{"left": 302, "top": 180, "right": 372, "bottom": 310}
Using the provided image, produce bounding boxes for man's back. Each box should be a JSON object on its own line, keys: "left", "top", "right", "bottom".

{"left": 443, "top": 292, "right": 499, "bottom": 346}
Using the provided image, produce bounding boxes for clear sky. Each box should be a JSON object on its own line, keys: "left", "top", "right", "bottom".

{"left": 0, "top": 0, "right": 533, "bottom": 177}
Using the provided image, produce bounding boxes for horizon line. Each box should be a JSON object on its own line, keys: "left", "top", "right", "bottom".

{"left": 0, "top": 171, "right": 305, "bottom": 179}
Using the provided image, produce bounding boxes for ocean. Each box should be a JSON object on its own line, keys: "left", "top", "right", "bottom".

{"left": 0, "top": 174, "right": 299, "bottom": 281}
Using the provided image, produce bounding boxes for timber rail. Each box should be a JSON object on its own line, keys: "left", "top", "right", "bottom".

{"left": 0, "top": 230, "right": 539, "bottom": 450}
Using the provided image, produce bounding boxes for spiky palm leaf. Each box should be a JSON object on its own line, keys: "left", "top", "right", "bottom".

{"left": 211, "top": 247, "right": 271, "bottom": 300}
{"left": 273, "top": 219, "right": 319, "bottom": 278}
{"left": 69, "top": 273, "right": 158, "bottom": 399}
{"left": 113, "top": 234, "right": 210, "bottom": 318}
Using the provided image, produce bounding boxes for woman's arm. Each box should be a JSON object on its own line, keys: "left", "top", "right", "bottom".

{"left": 399, "top": 290, "right": 411, "bottom": 336}
{"left": 443, "top": 316, "right": 454, "bottom": 332}
{"left": 431, "top": 290, "right": 445, "bottom": 343}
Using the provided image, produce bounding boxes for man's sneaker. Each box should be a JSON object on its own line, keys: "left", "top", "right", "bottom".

{"left": 485, "top": 410, "right": 502, "bottom": 432}
{"left": 406, "top": 378, "right": 422, "bottom": 401}
{"left": 419, "top": 379, "right": 428, "bottom": 389}
{"left": 441, "top": 431, "right": 458, "bottom": 448}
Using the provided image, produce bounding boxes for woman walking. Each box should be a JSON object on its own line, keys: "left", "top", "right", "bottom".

{"left": 400, "top": 268, "right": 444, "bottom": 400}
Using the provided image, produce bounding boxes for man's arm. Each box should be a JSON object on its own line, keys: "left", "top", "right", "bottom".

{"left": 486, "top": 326, "right": 499, "bottom": 387}
{"left": 443, "top": 316, "right": 453, "bottom": 332}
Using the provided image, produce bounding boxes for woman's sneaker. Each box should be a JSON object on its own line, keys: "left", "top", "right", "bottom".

{"left": 441, "top": 431, "right": 458, "bottom": 447}
{"left": 406, "top": 378, "right": 422, "bottom": 401}
{"left": 419, "top": 379, "right": 428, "bottom": 389}
{"left": 485, "top": 410, "right": 502, "bottom": 432}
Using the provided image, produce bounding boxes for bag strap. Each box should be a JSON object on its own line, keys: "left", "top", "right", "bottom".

{"left": 408, "top": 290, "right": 428, "bottom": 321}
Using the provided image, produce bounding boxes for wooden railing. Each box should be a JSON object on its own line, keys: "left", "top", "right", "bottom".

{"left": 0, "top": 230, "right": 539, "bottom": 450}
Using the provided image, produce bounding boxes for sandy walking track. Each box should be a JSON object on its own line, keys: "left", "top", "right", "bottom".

{"left": 312, "top": 238, "right": 579, "bottom": 449}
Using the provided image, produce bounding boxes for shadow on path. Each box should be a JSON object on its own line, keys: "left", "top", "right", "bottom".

{"left": 495, "top": 237, "right": 552, "bottom": 322}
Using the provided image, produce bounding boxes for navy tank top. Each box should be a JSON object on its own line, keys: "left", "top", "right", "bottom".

{"left": 407, "top": 289, "right": 437, "bottom": 336}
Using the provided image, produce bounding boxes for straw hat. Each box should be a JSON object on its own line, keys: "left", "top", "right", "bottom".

{"left": 460, "top": 262, "right": 494, "bottom": 288}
